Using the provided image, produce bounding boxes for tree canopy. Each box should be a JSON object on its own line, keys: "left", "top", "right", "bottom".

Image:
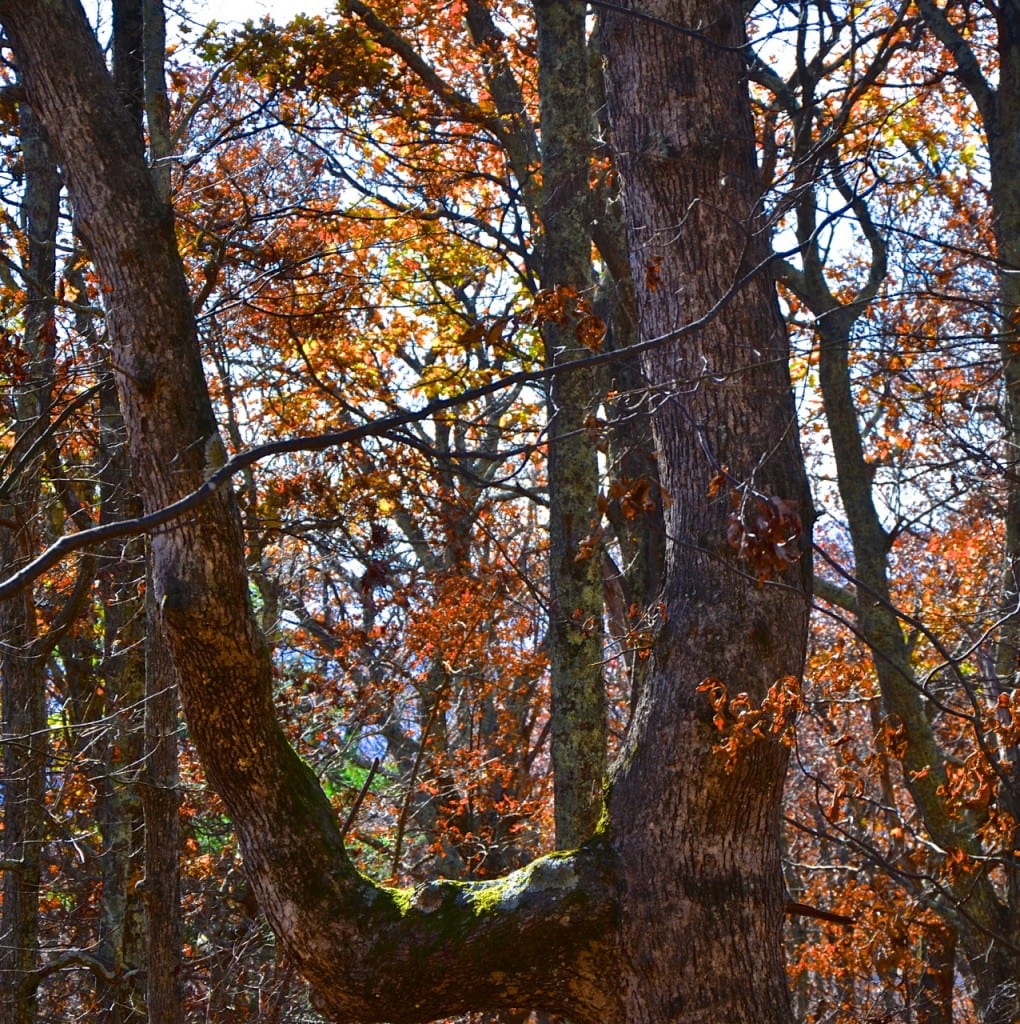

{"left": 0, "top": 1, "right": 1017, "bottom": 1023}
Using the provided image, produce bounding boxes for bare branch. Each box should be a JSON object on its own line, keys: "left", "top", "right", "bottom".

{"left": 0, "top": 246, "right": 779, "bottom": 601}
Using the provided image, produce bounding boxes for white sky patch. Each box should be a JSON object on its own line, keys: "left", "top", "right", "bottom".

{"left": 180, "top": 0, "right": 334, "bottom": 29}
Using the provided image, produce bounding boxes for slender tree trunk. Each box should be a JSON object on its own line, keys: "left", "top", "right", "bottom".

{"left": 536, "top": 0, "right": 608, "bottom": 848}
{"left": 0, "top": 587, "right": 45, "bottom": 1024}
{"left": 0, "top": 98, "right": 60, "bottom": 1024}
{"left": 984, "top": 20, "right": 1020, "bottom": 1017}
{"left": 141, "top": 589, "right": 183, "bottom": 1024}
{"left": 95, "top": 373, "right": 148, "bottom": 1019}
{"left": 0, "top": 547, "right": 46, "bottom": 1024}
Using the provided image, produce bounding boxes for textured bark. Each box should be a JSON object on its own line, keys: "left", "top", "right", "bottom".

{"left": 0, "top": 2, "right": 809, "bottom": 1021}
{"left": 0, "top": 545, "right": 46, "bottom": 1024}
{"left": 115, "top": 4, "right": 185, "bottom": 1017}
{"left": 585, "top": 31, "right": 665, "bottom": 712}
{"left": 0, "top": 595, "right": 45, "bottom": 1024}
{"left": 537, "top": 0, "right": 608, "bottom": 847}
{"left": 599, "top": 1, "right": 811, "bottom": 1020}
{"left": 95, "top": 16, "right": 148, "bottom": 995}
{"left": 592, "top": 138, "right": 664, "bottom": 712}
{"left": 141, "top": 594, "right": 183, "bottom": 1024}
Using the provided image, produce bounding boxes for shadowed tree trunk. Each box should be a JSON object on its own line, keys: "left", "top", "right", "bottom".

{"left": 0, "top": 97, "right": 60, "bottom": 1024}
{"left": 0, "top": 1, "right": 810, "bottom": 1021}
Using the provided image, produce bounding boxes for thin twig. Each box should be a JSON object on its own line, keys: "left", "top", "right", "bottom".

{"left": 340, "top": 757, "right": 380, "bottom": 840}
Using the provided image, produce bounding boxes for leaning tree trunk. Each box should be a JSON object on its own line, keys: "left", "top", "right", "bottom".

{"left": 1, "top": 1, "right": 809, "bottom": 1022}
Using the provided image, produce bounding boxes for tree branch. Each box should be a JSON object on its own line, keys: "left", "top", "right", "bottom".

{"left": 914, "top": 0, "right": 996, "bottom": 126}
{"left": 0, "top": 242, "right": 781, "bottom": 602}
{"left": 785, "top": 899, "right": 855, "bottom": 926}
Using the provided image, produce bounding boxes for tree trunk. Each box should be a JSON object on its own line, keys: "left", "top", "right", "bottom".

{"left": 0, "top": 97, "right": 60, "bottom": 1024}
{"left": 983, "top": 20, "right": 1020, "bottom": 1017}
{"left": 141, "top": 591, "right": 183, "bottom": 1024}
{"left": 0, "top": 2, "right": 810, "bottom": 1021}
{"left": 599, "top": 1, "right": 811, "bottom": 1019}
{"left": 95, "top": 372, "right": 148, "bottom": 1019}
{"left": 112, "top": 3, "right": 185, "bottom": 1018}
{"left": 536, "top": 0, "right": 608, "bottom": 847}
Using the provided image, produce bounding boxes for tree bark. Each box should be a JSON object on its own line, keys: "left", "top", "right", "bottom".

{"left": 111, "top": 2, "right": 185, "bottom": 1017}
{"left": 141, "top": 589, "right": 183, "bottom": 1024}
{"left": 599, "top": 1, "right": 811, "bottom": 1019}
{"left": 95, "top": 372, "right": 148, "bottom": 1019}
{"left": 0, "top": 97, "right": 60, "bottom": 1024}
{"left": 536, "top": 0, "right": 608, "bottom": 847}
{"left": 981, "top": 30, "right": 1020, "bottom": 1011}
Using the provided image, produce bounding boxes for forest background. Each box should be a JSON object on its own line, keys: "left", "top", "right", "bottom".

{"left": 0, "top": 0, "right": 1018, "bottom": 1022}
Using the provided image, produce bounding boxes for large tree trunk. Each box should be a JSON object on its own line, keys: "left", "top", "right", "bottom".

{"left": 599, "top": 2, "right": 811, "bottom": 1020}
{"left": 0, "top": 1, "right": 809, "bottom": 1021}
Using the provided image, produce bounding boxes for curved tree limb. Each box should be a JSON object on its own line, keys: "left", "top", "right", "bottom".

{"left": 0, "top": 3, "right": 622, "bottom": 1020}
